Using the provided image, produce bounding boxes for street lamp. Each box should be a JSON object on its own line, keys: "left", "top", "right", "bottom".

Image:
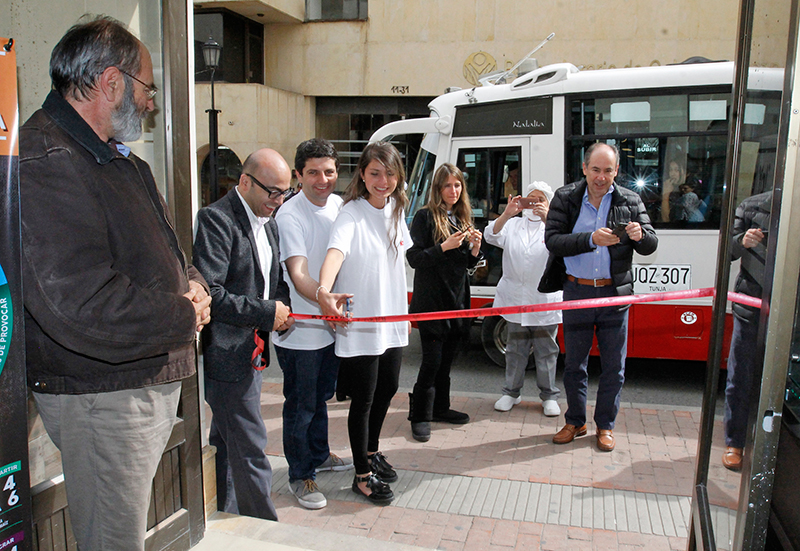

{"left": 202, "top": 37, "right": 222, "bottom": 203}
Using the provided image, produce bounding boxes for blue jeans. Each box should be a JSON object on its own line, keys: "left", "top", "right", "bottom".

{"left": 275, "top": 343, "right": 339, "bottom": 482}
{"left": 724, "top": 315, "right": 760, "bottom": 448}
{"left": 562, "top": 280, "right": 628, "bottom": 430}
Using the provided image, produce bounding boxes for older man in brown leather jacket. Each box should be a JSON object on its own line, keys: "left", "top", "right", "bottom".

{"left": 20, "top": 16, "right": 210, "bottom": 551}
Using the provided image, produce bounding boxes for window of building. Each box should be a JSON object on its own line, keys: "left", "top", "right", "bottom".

{"left": 194, "top": 9, "right": 264, "bottom": 84}
{"left": 306, "top": 0, "right": 367, "bottom": 21}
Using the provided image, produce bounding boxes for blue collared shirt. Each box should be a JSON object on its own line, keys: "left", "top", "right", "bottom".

{"left": 564, "top": 185, "right": 614, "bottom": 279}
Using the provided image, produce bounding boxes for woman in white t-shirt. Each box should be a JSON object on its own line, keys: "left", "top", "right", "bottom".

{"left": 317, "top": 142, "right": 410, "bottom": 504}
{"left": 483, "top": 181, "right": 563, "bottom": 416}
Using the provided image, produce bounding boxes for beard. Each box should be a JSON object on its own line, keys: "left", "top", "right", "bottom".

{"left": 111, "top": 80, "right": 145, "bottom": 142}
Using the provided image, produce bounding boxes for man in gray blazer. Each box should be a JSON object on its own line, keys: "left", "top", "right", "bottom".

{"left": 193, "top": 148, "right": 294, "bottom": 520}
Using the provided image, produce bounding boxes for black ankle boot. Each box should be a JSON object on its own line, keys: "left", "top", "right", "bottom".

{"left": 411, "top": 421, "right": 431, "bottom": 442}
{"left": 432, "top": 409, "right": 470, "bottom": 424}
{"left": 409, "top": 386, "right": 435, "bottom": 442}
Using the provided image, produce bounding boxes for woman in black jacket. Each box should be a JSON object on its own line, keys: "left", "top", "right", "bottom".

{"left": 407, "top": 163, "right": 483, "bottom": 442}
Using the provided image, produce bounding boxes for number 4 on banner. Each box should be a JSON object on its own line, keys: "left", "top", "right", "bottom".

{"left": 2, "top": 474, "right": 17, "bottom": 509}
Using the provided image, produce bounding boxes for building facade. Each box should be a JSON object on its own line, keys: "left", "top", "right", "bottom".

{"left": 190, "top": 0, "right": 757, "bottom": 199}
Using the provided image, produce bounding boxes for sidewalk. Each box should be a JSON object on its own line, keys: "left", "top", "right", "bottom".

{"left": 199, "top": 382, "right": 741, "bottom": 551}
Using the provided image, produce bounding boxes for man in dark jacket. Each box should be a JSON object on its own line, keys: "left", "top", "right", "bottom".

{"left": 20, "top": 17, "right": 211, "bottom": 551}
{"left": 193, "top": 148, "right": 293, "bottom": 521}
{"left": 545, "top": 143, "right": 657, "bottom": 451}
{"left": 721, "top": 191, "right": 771, "bottom": 471}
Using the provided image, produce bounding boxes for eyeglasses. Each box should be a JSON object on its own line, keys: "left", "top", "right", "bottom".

{"left": 118, "top": 69, "right": 158, "bottom": 100}
{"left": 246, "top": 173, "right": 294, "bottom": 200}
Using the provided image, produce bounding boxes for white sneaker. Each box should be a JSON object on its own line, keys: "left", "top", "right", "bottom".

{"left": 289, "top": 479, "right": 327, "bottom": 510}
{"left": 494, "top": 395, "right": 522, "bottom": 412}
{"left": 543, "top": 400, "right": 561, "bottom": 417}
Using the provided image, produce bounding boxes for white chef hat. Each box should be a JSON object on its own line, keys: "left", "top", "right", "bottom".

{"left": 524, "top": 181, "right": 554, "bottom": 203}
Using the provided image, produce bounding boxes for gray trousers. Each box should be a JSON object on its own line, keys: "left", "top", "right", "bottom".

{"left": 34, "top": 382, "right": 181, "bottom": 551}
{"left": 205, "top": 369, "right": 278, "bottom": 521}
{"left": 503, "top": 322, "right": 560, "bottom": 401}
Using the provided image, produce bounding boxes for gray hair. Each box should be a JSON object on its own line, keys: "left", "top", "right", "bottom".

{"left": 50, "top": 15, "right": 141, "bottom": 101}
{"left": 583, "top": 142, "right": 620, "bottom": 167}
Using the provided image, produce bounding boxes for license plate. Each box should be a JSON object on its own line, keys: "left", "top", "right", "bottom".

{"left": 632, "top": 264, "right": 692, "bottom": 293}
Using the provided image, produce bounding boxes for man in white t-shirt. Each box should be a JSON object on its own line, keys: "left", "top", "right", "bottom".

{"left": 273, "top": 139, "right": 354, "bottom": 509}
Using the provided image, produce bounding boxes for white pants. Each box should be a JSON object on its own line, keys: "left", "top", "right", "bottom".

{"left": 502, "top": 322, "right": 560, "bottom": 401}
{"left": 34, "top": 382, "right": 181, "bottom": 551}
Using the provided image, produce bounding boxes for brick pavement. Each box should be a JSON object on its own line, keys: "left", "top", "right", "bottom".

{"left": 223, "top": 380, "right": 744, "bottom": 551}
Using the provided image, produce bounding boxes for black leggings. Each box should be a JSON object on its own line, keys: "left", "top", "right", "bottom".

{"left": 339, "top": 347, "right": 403, "bottom": 474}
{"left": 414, "top": 332, "right": 461, "bottom": 413}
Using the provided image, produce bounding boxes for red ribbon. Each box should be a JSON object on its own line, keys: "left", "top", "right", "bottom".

{"left": 289, "top": 287, "right": 763, "bottom": 324}
{"left": 251, "top": 330, "right": 267, "bottom": 370}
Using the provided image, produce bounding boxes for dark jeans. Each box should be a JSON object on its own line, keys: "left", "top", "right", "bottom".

{"left": 414, "top": 331, "right": 461, "bottom": 416}
{"left": 205, "top": 369, "right": 278, "bottom": 521}
{"left": 275, "top": 343, "right": 339, "bottom": 482}
{"left": 724, "top": 315, "right": 760, "bottom": 448}
{"left": 340, "top": 347, "right": 403, "bottom": 474}
{"left": 562, "top": 279, "right": 628, "bottom": 430}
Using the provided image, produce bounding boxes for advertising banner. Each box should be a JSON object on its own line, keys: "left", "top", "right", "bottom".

{"left": 0, "top": 38, "right": 32, "bottom": 551}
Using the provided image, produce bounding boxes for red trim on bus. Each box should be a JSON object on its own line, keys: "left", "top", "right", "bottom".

{"left": 407, "top": 294, "right": 731, "bottom": 365}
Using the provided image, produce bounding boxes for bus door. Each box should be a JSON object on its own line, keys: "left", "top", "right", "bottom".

{"left": 450, "top": 138, "right": 529, "bottom": 294}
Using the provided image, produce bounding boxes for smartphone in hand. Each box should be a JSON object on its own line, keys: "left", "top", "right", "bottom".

{"left": 610, "top": 222, "right": 628, "bottom": 238}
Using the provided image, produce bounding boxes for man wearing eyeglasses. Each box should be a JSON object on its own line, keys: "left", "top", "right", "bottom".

{"left": 20, "top": 17, "right": 211, "bottom": 551}
{"left": 193, "top": 148, "right": 294, "bottom": 521}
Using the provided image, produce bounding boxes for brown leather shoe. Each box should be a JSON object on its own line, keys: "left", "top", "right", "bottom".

{"left": 596, "top": 429, "right": 615, "bottom": 451}
{"left": 722, "top": 447, "right": 743, "bottom": 471}
{"left": 553, "top": 424, "right": 587, "bottom": 444}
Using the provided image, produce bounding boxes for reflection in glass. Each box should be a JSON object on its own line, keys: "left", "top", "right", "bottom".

{"left": 200, "top": 147, "right": 242, "bottom": 207}
{"left": 121, "top": 2, "right": 168, "bottom": 198}
{"left": 710, "top": 0, "right": 792, "bottom": 547}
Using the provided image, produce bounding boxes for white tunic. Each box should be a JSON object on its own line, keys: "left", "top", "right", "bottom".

{"left": 483, "top": 217, "right": 563, "bottom": 326}
{"left": 327, "top": 198, "right": 411, "bottom": 357}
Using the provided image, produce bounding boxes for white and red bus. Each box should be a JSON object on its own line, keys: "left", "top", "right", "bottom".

{"left": 370, "top": 60, "right": 782, "bottom": 365}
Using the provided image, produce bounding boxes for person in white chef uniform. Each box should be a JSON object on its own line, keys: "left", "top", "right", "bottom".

{"left": 484, "top": 181, "right": 563, "bottom": 416}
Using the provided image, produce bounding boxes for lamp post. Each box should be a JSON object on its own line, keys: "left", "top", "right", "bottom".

{"left": 202, "top": 37, "right": 222, "bottom": 203}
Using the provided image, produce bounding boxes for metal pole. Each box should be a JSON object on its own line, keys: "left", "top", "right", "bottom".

{"left": 207, "top": 68, "right": 220, "bottom": 204}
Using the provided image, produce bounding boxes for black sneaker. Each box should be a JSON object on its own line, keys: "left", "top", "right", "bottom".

{"left": 367, "top": 451, "right": 397, "bottom": 483}
{"left": 432, "top": 409, "right": 470, "bottom": 424}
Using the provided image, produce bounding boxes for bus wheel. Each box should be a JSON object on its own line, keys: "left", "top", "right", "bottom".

{"left": 480, "top": 315, "right": 536, "bottom": 371}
